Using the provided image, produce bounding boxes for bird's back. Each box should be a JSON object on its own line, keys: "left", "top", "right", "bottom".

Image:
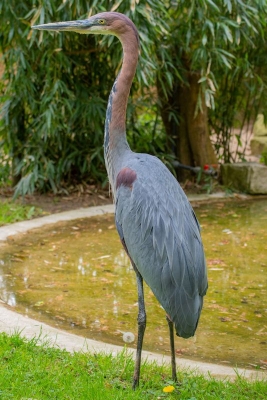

{"left": 115, "top": 153, "right": 208, "bottom": 338}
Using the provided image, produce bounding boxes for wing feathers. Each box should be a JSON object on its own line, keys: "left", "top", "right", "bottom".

{"left": 115, "top": 154, "right": 207, "bottom": 338}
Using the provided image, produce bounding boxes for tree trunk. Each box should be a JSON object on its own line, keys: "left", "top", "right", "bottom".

{"left": 158, "top": 71, "right": 218, "bottom": 181}
{"left": 12, "top": 106, "right": 25, "bottom": 187}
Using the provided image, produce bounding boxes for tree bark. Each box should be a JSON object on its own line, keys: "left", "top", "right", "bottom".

{"left": 12, "top": 106, "right": 25, "bottom": 187}
{"left": 158, "top": 71, "right": 218, "bottom": 181}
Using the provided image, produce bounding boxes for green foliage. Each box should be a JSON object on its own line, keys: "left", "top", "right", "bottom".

{"left": 0, "top": 200, "right": 43, "bottom": 225}
{"left": 156, "top": 0, "right": 267, "bottom": 163}
{"left": 208, "top": 4, "right": 267, "bottom": 163}
{"left": 1, "top": 1, "right": 267, "bottom": 195}
{"left": 127, "top": 98, "right": 175, "bottom": 170}
{"left": 0, "top": 0, "right": 166, "bottom": 196}
{"left": 156, "top": 1, "right": 265, "bottom": 100}
{"left": 0, "top": 156, "right": 11, "bottom": 187}
{"left": 260, "top": 150, "right": 267, "bottom": 165}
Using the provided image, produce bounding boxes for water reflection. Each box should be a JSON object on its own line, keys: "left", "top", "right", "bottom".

{"left": 0, "top": 199, "right": 267, "bottom": 370}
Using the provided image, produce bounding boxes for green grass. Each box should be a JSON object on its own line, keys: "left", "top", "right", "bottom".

{"left": 0, "top": 333, "right": 266, "bottom": 399}
{"left": 0, "top": 201, "right": 43, "bottom": 226}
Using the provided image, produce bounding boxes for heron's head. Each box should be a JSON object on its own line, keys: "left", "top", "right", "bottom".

{"left": 32, "top": 11, "right": 137, "bottom": 39}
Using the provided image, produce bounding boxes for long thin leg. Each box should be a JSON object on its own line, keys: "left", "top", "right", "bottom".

{"left": 132, "top": 268, "right": 146, "bottom": 390}
{"left": 166, "top": 315, "right": 177, "bottom": 382}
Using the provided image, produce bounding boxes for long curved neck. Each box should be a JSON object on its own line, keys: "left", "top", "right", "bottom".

{"left": 104, "top": 25, "right": 139, "bottom": 191}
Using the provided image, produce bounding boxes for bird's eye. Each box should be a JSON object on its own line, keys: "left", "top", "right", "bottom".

{"left": 98, "top": 19, "right": 106, "bottom": 25}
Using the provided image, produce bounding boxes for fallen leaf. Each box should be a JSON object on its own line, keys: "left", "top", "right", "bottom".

{"left": 208, "top": 258, "right": 226, "bottom": 265}
{"left": 34, "top": 301, "right": 44, "bottom": 307}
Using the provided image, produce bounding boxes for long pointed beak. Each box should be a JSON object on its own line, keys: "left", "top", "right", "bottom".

{"left": 32, "top": 19, "right": 93, "bottom": 33}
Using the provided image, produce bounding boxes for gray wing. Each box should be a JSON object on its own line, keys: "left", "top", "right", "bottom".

{"left": 115, "top": 154, "right": 208, "bottom": 338}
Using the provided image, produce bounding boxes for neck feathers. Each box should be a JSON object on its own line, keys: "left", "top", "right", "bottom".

{"left": 104, "top": 20, "right": 139, "bottom": 182}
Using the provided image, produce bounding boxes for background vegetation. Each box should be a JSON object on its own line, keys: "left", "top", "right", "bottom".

{"left": 0, "top": 201, "right": 42, "bottom": 225}
{"left": 1, "top": 0, "right": 267, "bottom": 195}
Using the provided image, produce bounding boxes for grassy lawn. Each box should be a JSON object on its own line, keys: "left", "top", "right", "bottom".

{"left": 0, "top": 201, "right": 43, "bottom": 226}
{"left": 0, "top": 333, "right": 266, "bottom": 400}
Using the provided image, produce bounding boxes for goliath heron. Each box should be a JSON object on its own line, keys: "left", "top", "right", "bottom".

{"left": 32, "top": 12, "right": 208, "bottom": 389}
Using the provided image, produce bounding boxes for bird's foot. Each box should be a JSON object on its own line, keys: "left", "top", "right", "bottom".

{"left": 132, "top": 375, "right": 139, "bottom": 390}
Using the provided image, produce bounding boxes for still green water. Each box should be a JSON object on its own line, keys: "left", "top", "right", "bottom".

{"left": 0, "top": 198, "right": 267, "bottom": 370}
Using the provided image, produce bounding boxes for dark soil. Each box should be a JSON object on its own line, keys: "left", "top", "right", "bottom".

{"left": 0, "top": 185, "right": 112, "bottom": 214}
{"left": 0, "top": 179, "right": 222, "bottom": 215}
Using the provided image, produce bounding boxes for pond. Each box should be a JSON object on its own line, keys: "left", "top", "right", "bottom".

{"left": 0, "top": 198, "right": 267, "bottom": 370}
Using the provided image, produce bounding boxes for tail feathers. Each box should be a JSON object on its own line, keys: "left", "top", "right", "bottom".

{"left": 172, "top": 292, "right": 204, "bottom": 339}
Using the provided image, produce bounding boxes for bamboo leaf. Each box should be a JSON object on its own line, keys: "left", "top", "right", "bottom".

{"left": 206, "top": 0, "right": 220, "bottom": 12}
{"left": 207, "top": 78, "right": 216, "bottom": 92}
{"left": 205, "top": 20, "right": 215, "bottom": 38}
{"left": 223, "top": 0, "right": 232, "bottom": 13}
{"left": 198, "top": 76, "right": 207, "bottom": 83}
{"left": 221, "top": 23, "right": 233, "bottom": 43}
{"left": 202, "top": 34, "right": 208, "bottom": 46}
{"left": 111, "top": 1, "right": 123, "bottom": 12}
